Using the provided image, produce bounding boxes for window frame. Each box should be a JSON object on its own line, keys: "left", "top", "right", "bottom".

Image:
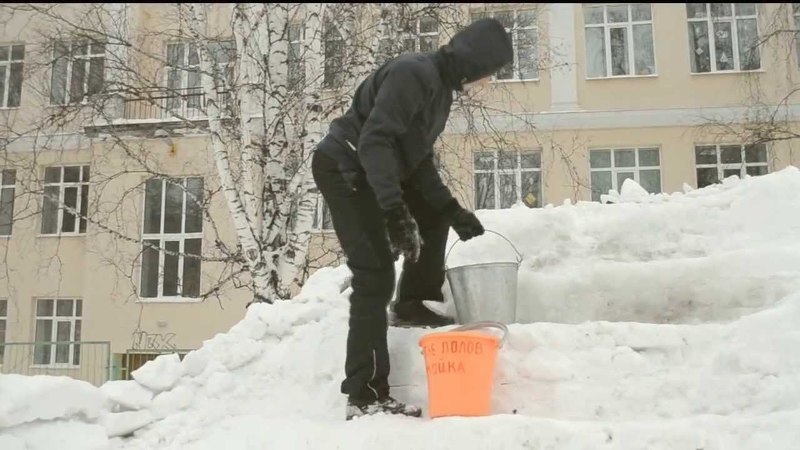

{"left": 0, "top": 299, "right": 6, "bottom": 364}
{"left": 583, "top": 4, "right": 658, "bottom": 79}
{"left": 164, "top": 41, "right": 203, "bottom": 112}
{"left": 686, "top": 3, "right": 760, "bottom": 74}
{"left": 589, "top": 147, "right": 663, "bottom": 202}
{"left": 694, "top": 142, "right": 769, "bottom": 188}
{"left": 32, "top": 298, "right": 82, "bottom": 368}
{"left": 376, "top": 11, "right": 441, "bottom": 66}
{"left": 792, "top": 4, "right": 800, "bottom": 68}
{"left": 39, "top": 165, "right": 90, "bottom": 236}
{"left": 322, "top": 22, "right": 347, "bottom": 90}
{"left": 1, "top": 169, "right": 15, "bottom": 237}
{"left": 0, "top": 43, "right": 25, "bottom": 109}
{"left": 473, "top": 149, "right": 544, "bottom": 210}
{"left": 312, "top": 193, "right": 334, "bottom": 232}
{"left": 49, "top": 40, "right": 106, "bottom": 106}
{"left": 288, "top": 22, "right": 306, "bottom": 89}
{"left": 139, "top": 176, "right": 205, "bottom": 302}
{"left": 472, "top": 8, "right": 540, "bottom": 82}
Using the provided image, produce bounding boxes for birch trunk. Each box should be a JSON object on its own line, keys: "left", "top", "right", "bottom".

{"left": 276, "top": 3, "right": 326, "bottom": 296}
{"left": 186, "top": 3, "right": 276, "bottom": 302}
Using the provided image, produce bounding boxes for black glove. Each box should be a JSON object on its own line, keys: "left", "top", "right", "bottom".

{"left": 383, "top": 203, "right": 422, "bottom": 263}
{"left": 442, "top": 200, "right": 485, "bottom": 241}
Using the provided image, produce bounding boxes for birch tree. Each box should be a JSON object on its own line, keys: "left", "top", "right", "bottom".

{"left": 0, "top": 2, "right": 555, "bottom": 307}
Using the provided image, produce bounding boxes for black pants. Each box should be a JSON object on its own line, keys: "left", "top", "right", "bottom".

{"left": 311, "top": 147, "right": 448, "bottom": 402}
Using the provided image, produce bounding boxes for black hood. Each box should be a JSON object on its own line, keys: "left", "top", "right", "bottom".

{"left": 434, "top": 18, "right": 514, "bottom": 91}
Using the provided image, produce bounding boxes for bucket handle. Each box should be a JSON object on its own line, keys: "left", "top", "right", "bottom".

{"left": 451, "top": 321, "right": 509, "bottom": 348}
{"left": 445, "top": 229, "right": 523, "bottom": 269}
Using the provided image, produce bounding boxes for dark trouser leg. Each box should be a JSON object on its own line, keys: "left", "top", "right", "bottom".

{"left": 395, "top": 185, "right": 449, "bottom": 305}
{"left": 312, "top": 150, "right": 394, "bottom": 402}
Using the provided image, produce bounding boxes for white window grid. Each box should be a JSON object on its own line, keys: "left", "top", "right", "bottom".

{"left": 165, "top": 42, "right": 202, "bottom": 111}
{"left": 288, "top": 23, "right": 306, "bottom": 88}
{"left": 793, "top": 4, "right": 800, "bottom": 67}
{"left": 0, "top": 44, "right": 24, "bottom": 108}
{"left": 313, "top": 194, "right": 334, "bottom": 232}
{"left": 0, "top": 299, "right": 6, "bottom": 363}
{"left": 41, "top": 165, "right": 89, "bottom": 236}
{"left": 140, "top": 177, "right": 204, "bottom": 300}
{"left": 1, "top": 169, "right": 15, "bottom": 236}
{"left": 50, "top": 40, "right": 105, "bottom": 105}
{"left": 589, "top": 147, "right": 662, "bottom": 201}
{"left": 686, "top": 3, "right": 759, "bottom": 73}
{"left": 583, "top": 4, "right": 656, "bottom": 78}
{"left": 323, "top": 23, "right": 346, "bottom": 89}
{"left": 473, "top": 150, "right": 543, "bottom": 209}
{"left": 694, "top": 143, "right": 769, "bottom": 187}
{"left": 377, "top": 13, "right": 440, "bottom": 64}
{"left": 33, "top": 298, "right": 82, "bottom": 368}
{"left": 472, "top": 9, "right": 539, "bottom": 81}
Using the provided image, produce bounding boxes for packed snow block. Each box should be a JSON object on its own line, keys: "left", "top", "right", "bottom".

{"left": 619, "top": 178, "right": 651, "bottom": 203}
{"left": 3, "top": 420, "right": 110, "bottom": 450}
{"left": 131, "top": 353, "right": 184, "bottom": 393}
{"left": 219, "top": 337, "right": 263, "bottom": 371}
{"left": 150, "top": 385, "right": 194, "bottom": 419}
{"left": 100, "top": 380, "right": 154, "bottom": 411}
{"left": 99, "top": 410, "right": 156, "bottom": 437}
{"left": 181, "top": 348, "right": 210, "bottom": 377}
{"left": 204, "top": 371, "right": 236, "bottom": 399}
{"left": 0, "top": 374, "right": 110, "bottom": 428}
{"left": 227, "top": 316, "right": 268, "bottom": 341}
{"left": 0, "top": 434, "right": 25, "bottom": 450}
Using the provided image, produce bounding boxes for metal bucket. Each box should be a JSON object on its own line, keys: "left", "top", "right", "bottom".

{"left": 445, "top": 230, "right": 522, "bottom": 325}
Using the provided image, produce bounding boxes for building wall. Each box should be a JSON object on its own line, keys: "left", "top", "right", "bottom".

{"left": 1, "top": 3, "right": 799, "bottom": 384}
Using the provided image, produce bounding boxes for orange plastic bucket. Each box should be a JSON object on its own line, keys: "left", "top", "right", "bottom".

{"left": 419, "top": 322, "right": 508, "bottom": 418}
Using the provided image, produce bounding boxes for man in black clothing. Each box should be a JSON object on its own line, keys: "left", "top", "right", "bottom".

{"left": 312, "top": 18, "right": 513, "bottom": 420}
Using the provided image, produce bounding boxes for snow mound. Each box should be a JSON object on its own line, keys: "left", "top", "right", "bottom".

{"left": 3, "top": 168, "right": 800, "bottom": 449}
{"left": 0, "top": 374, "right": 110, "bottom": 428}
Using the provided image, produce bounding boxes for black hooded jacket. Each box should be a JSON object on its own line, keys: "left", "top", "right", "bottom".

{"left": 317, "top": 18, "right": 513, "bottom": 212}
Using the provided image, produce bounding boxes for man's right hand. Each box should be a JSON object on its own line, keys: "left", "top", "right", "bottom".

{"left": 442, "top": 200, "right": 485, "bottom": 241}
{"left": 383, "top": 203, "right": 422, "bottom": 263}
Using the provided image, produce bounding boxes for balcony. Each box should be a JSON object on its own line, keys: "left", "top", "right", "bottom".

{"left": 86, "top": 87, "right": 233, "bottom": 137}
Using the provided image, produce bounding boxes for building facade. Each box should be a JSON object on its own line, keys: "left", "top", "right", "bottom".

{"left": 1, "top": 3, "right": 798, "bottom": 385}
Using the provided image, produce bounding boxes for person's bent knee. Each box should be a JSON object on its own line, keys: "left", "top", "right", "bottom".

{"left": 349, "top": 267, "right": 395, "bottom": 312}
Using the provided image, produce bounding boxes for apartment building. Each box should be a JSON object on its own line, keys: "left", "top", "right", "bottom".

{"left": 0, "top": 3, "right": 797, "bottom": 385}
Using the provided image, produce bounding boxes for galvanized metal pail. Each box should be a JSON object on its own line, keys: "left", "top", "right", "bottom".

{"left": 445, "top": 230, "right": 523, "bottom": 325}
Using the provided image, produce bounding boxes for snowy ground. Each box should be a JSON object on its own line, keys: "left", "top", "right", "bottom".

{"left": 2, "top": 169, "right": 800, "bottom": 449}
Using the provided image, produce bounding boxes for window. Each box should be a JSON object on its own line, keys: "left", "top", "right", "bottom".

{"left": 323, "top": 23, "right": 346, "bottom": 89}
{"left": 140, "top": 177, "right": 204, "bottom": 299}
{"left": 377, "top": 12, "right": 440, "bottom": 65}
{"left": 313, "top": 195, "right": 334, "bottom": 231}
{"left": 695, "top": 143, "right": 768, "bottom": 188}
{"left": 474, "top": 150, "right": 542, "bottom": 209}
{"left": 0, "top": 299, "right": 6, "bottom": 363}
{"left": 472, "top": 9, "right": 537, "bottom": 81}
{"left": 0, "top": 44, "right": 24, "bottom": 108}
{"left": 793, "top": 4, "right": 800, "bottom": 67}
{"left": 686, "top": 3, "right": 759, "bottom": 73}
{"left": 165, "top": 41, "right": 235, "bottom": 111}
{"left": 589, "top": 147, "right": 662, "bottom": 202}
{"left": 1, "top": 169, "right": 14, "bottom": 236}
{"left": 33, "top": 299, "right": 82, "bottom": 366}
{"left": 166, "top": 42, "right": 200, "bottom": 110}
{"left": 288, "top": 23, "right": 305, "bottom": 89}
{"left": 41, "top": 165, "right": 89, "bottom": 235}
{"left": 583, "top": 4, "right": 656, "bottom": 78}
{"left": 50, "top": 40, "right": 105, "bottom": 105}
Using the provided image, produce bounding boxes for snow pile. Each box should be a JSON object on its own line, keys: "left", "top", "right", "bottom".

{"left": 2, "top": 169, "right": 800, "bottom": 449}
{"left": 447, "top": 170, "right": 800, "bottom": 324}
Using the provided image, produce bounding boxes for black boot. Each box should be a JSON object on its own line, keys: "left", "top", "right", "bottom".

{"left": 391, "top": 302, "right": 455, "bottom": 328}
{"left": 346, "top": 396, "right": 422, "bottom": 420}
